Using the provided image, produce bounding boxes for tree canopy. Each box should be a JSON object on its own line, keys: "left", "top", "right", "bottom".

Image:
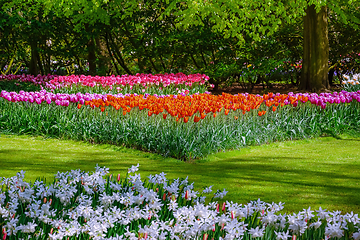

{"left": 1, "top": 0, "right": 360, "bottom": 91}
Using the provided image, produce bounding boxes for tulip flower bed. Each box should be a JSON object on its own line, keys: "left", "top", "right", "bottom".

{"left": 342, "top": 74, "right": 360, "bottom": 92}
{"left": 0, "top": 164, "right": 359, "bottom": 240}
{"left": 0, "top": 73, "right": 211, "bottom": 96}
{"left": 0, "top": 74, "right": 57, "bottom": 93}
{"left": 1, "top": 89, "right": 360, "bottom": 160}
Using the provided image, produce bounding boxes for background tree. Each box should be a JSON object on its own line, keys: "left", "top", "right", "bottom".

{"left": 1, "top": 0, "right": 359, "bottom": 93}
{"left": 162, "top": 0, "right": 360, "bottom": 91}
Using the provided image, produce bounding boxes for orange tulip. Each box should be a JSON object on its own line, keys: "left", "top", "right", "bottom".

{"left": 258, "top": 110, "right": 266, "bottom": 116}
{"left": 194, "top": 115, "right": 201, "bottom": 122}
{"left": 77, "top": 104, "right": 82, "bottom": 109}
{"left": 84, "top": 92, "right": 302, "bottom": 121}
{"left": 184, "top": 116, "right": 189, "bottom": 123}
{"left": 234, "top": 116, "right": 238, "bottom": 120}
{"left": 201, "top": 112, "right": 207, "bottom": 119}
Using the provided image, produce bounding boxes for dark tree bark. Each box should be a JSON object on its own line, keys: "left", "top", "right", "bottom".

{"left": 299, "top": 5, "right": 330, "bottom": 92}
{"left": 29, "top": 41, "right": 38, "bottom": 75}
{"left": 328, "top": 68, "right": 335, "bottom": 86}
{"left": 105, "top": 32, "right": 121, "bottom": 75}
{"left": 108, "top": 31, "right": 133, "bottom": 75}
{"left": 35, "top": 44, "right": 44, "bottom": 75}
{"left": 87, "top": 37, "right": 97, "bottom": 75}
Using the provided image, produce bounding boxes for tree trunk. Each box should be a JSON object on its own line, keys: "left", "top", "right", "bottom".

{"left": 108, "top": 31, "right": 133, "bottom": 75}
{"left": 36, "top": 45, "right": 44, "bottom": 75}
{"left": 87, "top": 37, "right": 97, "bottom": 76}
{"left": 105, "top": 32, "right": 121, "bottom": 75}
{"left": 29, "top": 41, "right": 38, "bottom": 76}
{"left": 299, "top": 5, "right": 330, "bottom": 92}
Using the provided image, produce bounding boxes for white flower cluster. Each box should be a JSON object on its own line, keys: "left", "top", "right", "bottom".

{"left": 0, "top": 165, "right": 360, "bottom": 240}
{"left": 342, "top": 74, "right": 360, "bottom": 85}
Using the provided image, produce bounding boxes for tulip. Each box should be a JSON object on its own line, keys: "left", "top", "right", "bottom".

{"left": 185, "top": 190, "right": 189, "bottom": 200}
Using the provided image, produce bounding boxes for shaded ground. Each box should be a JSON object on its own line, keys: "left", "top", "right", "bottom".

{"left": 211, "top": 83, "right": 343, "bottom": 95}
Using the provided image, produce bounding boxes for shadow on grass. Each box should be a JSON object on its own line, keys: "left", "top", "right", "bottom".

{"left": 153, "top": 155, "right": 360, "bottom": 211}
{"left": 1, "top": 134, "right": 360, "bottom": 212}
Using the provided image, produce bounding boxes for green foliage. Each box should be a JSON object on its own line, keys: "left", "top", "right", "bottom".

{"left": 166, "top": 0, "right": 305, "bottom": 43}
{"left": 1, "top": 0, "right": 360, "bottom": 85}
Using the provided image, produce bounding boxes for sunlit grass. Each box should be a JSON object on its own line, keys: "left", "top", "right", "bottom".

{"left": 1, "top": 133, "right": 359, "bottom": 214}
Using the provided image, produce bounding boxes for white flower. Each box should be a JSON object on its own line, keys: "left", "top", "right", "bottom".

{"left": 128, "top": 163, "right": 139, "bottom": 173}
{"left": 274, "top": 230, "right": 291, "bottom": 240}
{"left": 248, "top": 226, "right": 264, "bottom": 238}
{"left": 353, "top": 231, "right": 360, "bottom": 240}
{"left": 18, "top": 221, "right": 37, "bottom": 233}
{"left": 165, "top": 179, "right": 179, "bottom": 195}
{"left": 344, "top": 211, "right": 360, "bottom": 225}
{"left": 124, "top": 226, "right": 137, "bottom": 240}
{"left": 100, "top": 193, "right": 114, "bottom": 208}
{"left": 316, "top": 207, "right": 329, "bottom": 219}
{"left": 309, "top": 219, "right": 322, "bottom": 229}
{"left": 148, "top": 172, "right": 167, "bottom": 186}
{"left": 325, "top": 222, "right": 344, "bottom": 239}
{"left": 0, "top": 206, "right": 9, "bottom": 218}
{"left": 214, "top": 189, "right": 228, "bottom": 199}
{"left": 194, "top": 196, "right": 206, "bottom": 204}
{"left": 202, "top": 186, "right": 213, "bottom": 194}
{"left": 262, "top": 212, "right": 278, "bottom": 225}
{"left": 0, "top": 192, "right": 6, "bottom": 205}
{"left": 128, "top": 173, "right": 141, "bottom": 184}
{"left": 168, "top": 199, "right": 178, "bottom": 211}
{"left": 180, "top": 176, "right": 188, "bottom": 186}
{"left": 300, "top": 207, "right": 315, "bottom": 220}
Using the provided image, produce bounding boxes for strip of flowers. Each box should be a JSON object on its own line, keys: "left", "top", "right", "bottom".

{"left": 0, "top": 165, "right": 359, "bottom": 240}
{"left": 2, "top": 90, "right": 360, "bottom": 121}
{"left": 82, "top": 91, "right": 360, "bottom": 122}
{"left": 0, "top": 73, "right": 211, "bottom": 95}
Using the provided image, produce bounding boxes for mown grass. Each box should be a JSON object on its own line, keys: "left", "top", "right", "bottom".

{"left": 1, "top": 133, "right": 359, "bottom": 214}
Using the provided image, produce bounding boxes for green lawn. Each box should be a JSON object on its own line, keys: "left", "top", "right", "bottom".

{"left": 1, "top": 133, "right": 360, "bottom": 214}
